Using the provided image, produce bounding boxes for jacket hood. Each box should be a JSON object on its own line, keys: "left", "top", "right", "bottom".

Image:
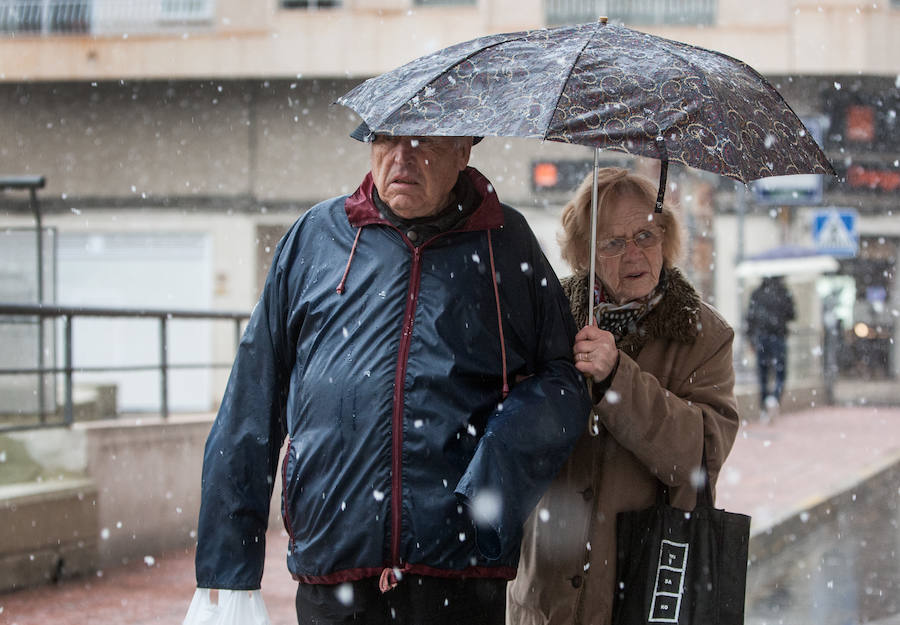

{"left": 562, "top": 267, "right": 703, "bottom": 353}
{"left": 344, "top": 166, "right": 504, "bottom": 232}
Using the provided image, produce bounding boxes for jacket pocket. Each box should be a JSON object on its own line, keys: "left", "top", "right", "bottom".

{"left": 281, "top": 438, "right": 296, "bottom": 548}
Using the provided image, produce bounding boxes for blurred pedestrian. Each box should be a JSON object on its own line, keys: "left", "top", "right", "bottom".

{"left": 188, "top": 125, "right": 590, "bottom": 625}
{"left": 746, "top": 275, "right": 796, "bottom": 421}
{"left": 822, "top": 288, "right": 843, "bottom": 404}
{"left": 506, "top": 167, "right": 739, "bottom": 625}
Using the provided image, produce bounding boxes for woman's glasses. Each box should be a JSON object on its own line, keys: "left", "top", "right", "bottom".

{"left": 596, "top": 226, "right": 665, "bottom": 258}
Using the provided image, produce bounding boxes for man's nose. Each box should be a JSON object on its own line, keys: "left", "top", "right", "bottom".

{"left": 391, "top": 139, "right": 417, "bottom": 161}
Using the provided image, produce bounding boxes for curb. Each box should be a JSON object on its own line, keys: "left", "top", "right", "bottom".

{"left": 747, "top": 450, "right": 900, "bottom": 564}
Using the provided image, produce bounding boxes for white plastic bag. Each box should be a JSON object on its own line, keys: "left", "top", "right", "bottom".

{"left": 183, "top": 588, "right": 273, "bottom": 625}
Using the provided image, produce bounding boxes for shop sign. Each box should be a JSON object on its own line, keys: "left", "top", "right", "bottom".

{"left": 845, "top": 163, "right": 900, "bottom": 193}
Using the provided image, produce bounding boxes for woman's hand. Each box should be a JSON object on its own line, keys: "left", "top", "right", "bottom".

{"left": 573, "top": 325, "right": 618, "bottom": 382}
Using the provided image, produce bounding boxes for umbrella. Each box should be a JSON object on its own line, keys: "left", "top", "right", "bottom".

{"left": 337, "top": 17, "right": 836, "bottom": 320}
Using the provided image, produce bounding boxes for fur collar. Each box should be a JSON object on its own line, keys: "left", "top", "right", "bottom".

{"left": 561, "top": 267, "right": 703, "bottom": 354}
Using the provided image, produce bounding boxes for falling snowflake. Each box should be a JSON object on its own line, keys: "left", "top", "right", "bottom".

{"left": 335, "top": 583, "right": 354, "bottom": 606}
{"left": 471, "top": 490, "right": 502, "bottom": 525}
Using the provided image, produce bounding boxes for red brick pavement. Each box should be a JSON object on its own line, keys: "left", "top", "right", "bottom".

{"left": 0, "top": 532, "right": 298, "bottom": 625}
{"left": 2, "top": 405, "right": 900, "bottom": 625}
{"left": 717, "top": 405, "right": 900, "bottom": 533}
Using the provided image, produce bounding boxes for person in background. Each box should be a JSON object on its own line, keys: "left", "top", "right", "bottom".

{"left": 746, "top": 275, "right": 796, "bottom": 421}
{"left": 189, "top": 125, "right": 590, "bottom": 625}
{"left": 506, "top": 167, "right": 739, "bottom": 625}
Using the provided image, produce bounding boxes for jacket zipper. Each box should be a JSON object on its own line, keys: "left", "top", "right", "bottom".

{"left": 391, "top": 244, "right": 423, "bottom": 566}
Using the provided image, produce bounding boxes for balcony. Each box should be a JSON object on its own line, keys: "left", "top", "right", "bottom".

{"left": 0, "top": 0, "right": 216, "bottom": 36}
{"left": 546, "top": 0, "right": 717, "bottom": 27}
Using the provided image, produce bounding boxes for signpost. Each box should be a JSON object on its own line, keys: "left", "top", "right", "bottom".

{"left": 812, "top": 208, "right": 858, "bottom": 258}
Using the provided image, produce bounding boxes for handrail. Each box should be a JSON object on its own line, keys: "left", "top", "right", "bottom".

{"left": 0, "top": 302, "right": 250, "bottom": 320}
{"left": 0, "top": 302, "right": 251, "bottom": 431}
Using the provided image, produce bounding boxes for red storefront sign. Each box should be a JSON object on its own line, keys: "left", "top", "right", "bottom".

{"left": 846, "top": 164, "right": 900, "bottom": 192}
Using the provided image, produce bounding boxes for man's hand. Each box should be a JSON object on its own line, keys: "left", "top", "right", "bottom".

{"left": 573, "top": 325, "right": 618, "bottom": 382}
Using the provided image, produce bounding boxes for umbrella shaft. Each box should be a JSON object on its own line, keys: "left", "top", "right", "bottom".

{"left": 588, "top": 147, "right": 600, "bottom": 326}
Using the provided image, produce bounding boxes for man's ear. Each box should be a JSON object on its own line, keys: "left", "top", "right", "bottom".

{"left": 458, "top": 139, "right": 473, "bottom": 170}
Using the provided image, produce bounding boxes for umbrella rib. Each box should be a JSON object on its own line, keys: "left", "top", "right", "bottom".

{"left": 542, "top": 22, "right": 601, "bottom": 142}
{"left": 645, "top": 38, "right": 743, "bottom": 179}
{"left": 372, "top": 31, "right": 537, "bottom": 133}
{"left": 645, "top": 36, "right": 833, "bottom": 181}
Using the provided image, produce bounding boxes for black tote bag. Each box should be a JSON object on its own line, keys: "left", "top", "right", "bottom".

{"left": 612, "top": 458, "right": 751, "bottom": 625}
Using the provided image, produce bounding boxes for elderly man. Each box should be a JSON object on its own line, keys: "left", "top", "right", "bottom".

{"left": 191, "top": 126, "right": 590, "bottom": 625}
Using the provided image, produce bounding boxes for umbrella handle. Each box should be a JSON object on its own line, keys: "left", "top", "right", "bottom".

{"left": 655, "top": 137, "right": 668, "bottom": 213}
{"left": 587, "top": 147, "right": 600, "bottom": 326}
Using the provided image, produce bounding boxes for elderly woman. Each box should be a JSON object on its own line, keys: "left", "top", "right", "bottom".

{"left": 506, "top": 167, "right": 739, "bottom": 625}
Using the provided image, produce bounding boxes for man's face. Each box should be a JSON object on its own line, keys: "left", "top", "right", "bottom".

{"left": 370, "top": 135, "right": 472, "bottom": 219}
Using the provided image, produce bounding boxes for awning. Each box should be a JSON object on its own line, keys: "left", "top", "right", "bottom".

{"left": 736, "top": 245, "right": 840, "bottom": 278}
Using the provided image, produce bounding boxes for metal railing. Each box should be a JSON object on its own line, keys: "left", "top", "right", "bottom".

{"left": 0, "top": 302, "right": 249, "bottom": 432}
{"left": 0, "top": 0, "right": 216, "bottom": 36}
{"left": 546, "top": 0, "right": 717, "bottom": 26}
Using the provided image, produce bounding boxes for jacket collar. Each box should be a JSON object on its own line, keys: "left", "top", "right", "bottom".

{"left": 344, "top": 166, "right": 505, "bottom": 232}
{"left": 563, "top": 267, "right": 702, "bottom": 352}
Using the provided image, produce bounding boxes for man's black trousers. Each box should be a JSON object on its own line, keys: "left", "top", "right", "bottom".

{"left": 295, "top": 575, "right": 506, "bottom": 625}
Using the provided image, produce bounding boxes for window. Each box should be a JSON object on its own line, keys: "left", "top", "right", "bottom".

{"left": 546, "top": 0, "right": 717, "bottom": 27}
{"left": 0, "top": 0, "right": 90, "bottom": 34}
{"left": 281, "top": 0, "right": 341, "bottom": 8}
{"left": 0, "top": 0, "right": 215, "bottom": 35}
{"left": 161, "top": 0, "right": 214, "bottom": 21}
{"left": 414, "top": 0, "right": 476, "bottom": 5}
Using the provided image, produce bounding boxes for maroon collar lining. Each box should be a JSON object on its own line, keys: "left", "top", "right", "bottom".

{"left": 344, "top": 167, "right": 505, "bottom": 232}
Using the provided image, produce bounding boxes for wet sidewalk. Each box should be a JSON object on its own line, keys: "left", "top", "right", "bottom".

{"left": 2, "top": 403, "right": 900, "bottom": 625}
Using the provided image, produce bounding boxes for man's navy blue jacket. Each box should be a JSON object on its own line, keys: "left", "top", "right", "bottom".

{"left": 195, "top": 167, "right": 590, "bottom": 589}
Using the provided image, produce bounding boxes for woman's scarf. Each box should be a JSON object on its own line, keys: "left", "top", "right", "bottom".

{"left": 593, "top": 269, "right": 668, "bottom": 340}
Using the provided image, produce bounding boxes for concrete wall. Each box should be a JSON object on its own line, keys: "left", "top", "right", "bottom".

{"left": 0, "top": 478, "right": 99, "bottom": 590}
{"left": 80, "top": 416, "right": 212, "bottom": 568}
{"left": 0, "top": 416, "right": 232, "bottom": 591}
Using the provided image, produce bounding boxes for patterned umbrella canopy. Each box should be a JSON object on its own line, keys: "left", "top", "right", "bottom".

{"left": 337, "top": 19, "right": 835, "bottom": 184}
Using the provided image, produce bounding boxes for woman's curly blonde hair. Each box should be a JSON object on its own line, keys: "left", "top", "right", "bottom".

{"left": 558, "top": 167, "right": 683, "bottom": 273}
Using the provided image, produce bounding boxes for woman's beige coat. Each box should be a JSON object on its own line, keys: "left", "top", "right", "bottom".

{"left": 507, "top": 268, "right": 739, "bottom": 625}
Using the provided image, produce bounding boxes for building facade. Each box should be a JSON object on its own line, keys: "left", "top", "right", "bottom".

{"left": 2, "top": 0, "right": 899, "bottom": 416}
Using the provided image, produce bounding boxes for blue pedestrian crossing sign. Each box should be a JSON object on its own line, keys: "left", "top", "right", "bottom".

{"left": 812, "top": 209, "right": 858, "bottom": 257}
